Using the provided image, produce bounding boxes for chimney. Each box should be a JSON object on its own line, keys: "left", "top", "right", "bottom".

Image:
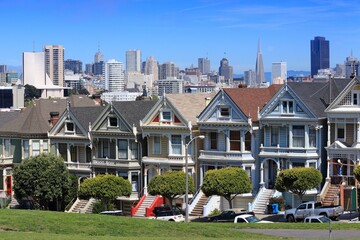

{"left": 49, "top": 112, "right": 60, "bottom": 126}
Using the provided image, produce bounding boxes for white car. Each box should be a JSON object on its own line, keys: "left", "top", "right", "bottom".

{"left": 234, "top": 214, "right": 273, "bottom": 223}
{"left": 304, "top": 215, "right": 331, "bottom": 223}
{"left": 148, "top": 212, "right": 185, "bottom": 222}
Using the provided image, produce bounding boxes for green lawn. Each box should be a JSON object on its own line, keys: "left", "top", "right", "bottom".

{"left": 0, "top": 209, "right": 359, "bottom": 239}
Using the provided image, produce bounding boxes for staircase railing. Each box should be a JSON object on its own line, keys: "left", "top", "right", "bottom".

{"left": 131, "top": 194, "right": 146, "bottom": 216}
{"left": 145, "top": 195, "right": 164, "bottom": 217}
{"left": 64, "top": 197, "right": 77, "bottom": 212}
{"left": 188, "top": 189, "right": 203, "bottom": 214}
{"left": 83, "top": 198, "right": 96, "bottom": 213}
{"left": 248, "top": 186, "right": 264, "bottom": 212}
{"left": 203, "top": 195, "right": 221, "bottom": 217}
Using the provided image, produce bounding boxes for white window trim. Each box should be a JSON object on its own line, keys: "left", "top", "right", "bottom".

{"left": 218, "top": 106, "right": 231, "bottom": 119}
{"left": 336, "top": 122, "right": 345, "bottom": 141}
{"left": 160, "top": 110, "right": 172, "bottom": 122}
{"left": 281, "top": 99, "right": 294, "bottom": 115}
{"left": 65, "top": 120, "right": 75, "bottom": 133}
{"left": 352, "top": 90, "right": 360, "bottom": 105}
{"left": 108, "top": 116, "right": 118, "bottom": 128}
{"left": 153, "top": 136, "right": 161, "bottom": 155}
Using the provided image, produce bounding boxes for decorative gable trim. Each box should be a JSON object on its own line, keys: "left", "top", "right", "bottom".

{"left": 326, "top": 77, "right": 360, "bottom": 111}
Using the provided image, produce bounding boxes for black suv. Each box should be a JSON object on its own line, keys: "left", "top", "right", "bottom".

{"left": 153, "top": 205, "right": 184, "bottom": 217}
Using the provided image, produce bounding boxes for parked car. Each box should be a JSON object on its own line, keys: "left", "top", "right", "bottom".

{"left": 234, "top": 214, "right": 273, "bottom": 223}
{"left": 285, "top": 201, "right": 343, "bottom": 222}
{"left": 153, "top": 205, "right": 184, "bottom": 216}
{"left": 148, "top": 211, "right": 185, "bottom": 222}
{"left": 304, "top": 215, "right": 331, "bottom": 223}
{"left": 207, "top": 208, "right": 254, "bottom": 222}
{"left": 99, "top": 210, "right": 124, "bottom": 216}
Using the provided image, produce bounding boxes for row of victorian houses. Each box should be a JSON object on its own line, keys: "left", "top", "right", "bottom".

{"left": 0, "top": 77, "right": 359, "bottom": 216}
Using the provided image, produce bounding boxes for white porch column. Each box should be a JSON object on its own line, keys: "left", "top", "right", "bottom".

{"left": 327, "top": 121, "right": 331, "bottom": 146}
{"left": 305, "top": 125, "right": 309, "bottom": 148}
{"left": 289, "top": 161, "right": 293, "bottom": 169}
{"left": 144, "top": 167, "right": 148, "bottom": 194}
{"left": 260, "top": 162, "right": 264, "bottom": 185}
{"left": 289, "top": 125, "right": 293, "bottom": 147}
{"left": 200, "top": 164, "right": 204, "bottom": 186}
{"left": 240, "top": 130, "right": 245, "bottom": 152}
{"left": 67, "top": 144, "right": 71, "bottom": 162}
{"left": 225, "top": 130, "right": 230, "bottom": 152}
{"left": 326, "top": 156, "right": 330, "bottom": 178}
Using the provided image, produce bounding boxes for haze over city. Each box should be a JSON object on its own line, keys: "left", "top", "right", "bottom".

{"left": 1, "top": 0, "right": 360, "bottom": 73}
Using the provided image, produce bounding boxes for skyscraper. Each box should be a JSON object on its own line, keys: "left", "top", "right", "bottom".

{"left": 219, "top": 58, "right": 233, "bottom": 84}
{"left": 44, "top": 45, "right": 64, "bottom": 86}
{"left": 94, "top": 51, "right": 104, "bottom": 63}
{"left": 310, "top": 36, "right": 329, "bottom": 77}
{"left": 244, "top": 69, "right": 256, "bottom": 87}
{"left": 159, "top": 62, "right": 178, "bottom": 79}
{"left": 272, "top": 61, "right": 287, "bottom": 84}
{"left": 23, "top": 52, "right": 46, "bottom": 86}
{"left": 0, "top": 65, "right": 7, "bottom": 73}
{"left": 105, "top": 59, "right": 124, "bottom": 92}
{"left": 198, "top": 57, "right": 210, "bottom": 75}
{"left": 255, "top": 39, "right": 265, "bottom": 86}
{"left": 64, "top": 59, "right": 83, "bottom": 74}
{"left": 144, "top": 56, "right": 159, "bottom": 80}
{"left": 344, "top": 52, "right": 359, "bottom": 78}
{"left": 126, "top": 49, "right": 141, "bottom": 73}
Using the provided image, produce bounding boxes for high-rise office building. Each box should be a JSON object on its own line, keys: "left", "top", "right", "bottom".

{"left": 255, "top": 39, "right": 265, "bottom": 86}
{"left": 198, "top": 57, "right": 210, "bottom": 75}
{"left": 244, "top": 69, "right": 256, "bottom": 86}
{"left": 126, "top": 49, "right": 141, "bottom": 73}
{"left": 93, "top": 61, "right": 105, "bottom": 76}
{"left": 105, "top": 59, "right": 124, "bottom": 92}
{"left": 44, "top": 45, "right": 65, "bottom": 87}
{"left": 272, "top": 61, "right": 287, "bottom": 84}
{"left": 344, "top": 53, "right": 359, "bottom": 78}
{"left": 310, "top": 36, "right": 330, "bottom": 77}
{"left": 0, "top": 65, "right": 7, "bottom": 73}
{"left": 64, "top": 59, "right": 83, "bottom": 74}
{"left": 158, "top": 77, "right": 183, "bottom": 96}
{"left": 144, "top": 56, "right": 159, "bottom": 80}
{"left": 94, "top": 51, "right": 104, "bottom": 63}
{"left": 219, "top": 58, "right": 233, "bottom": 84}
{"left": 159, "top": 62, "right": 178, "bottom": 79}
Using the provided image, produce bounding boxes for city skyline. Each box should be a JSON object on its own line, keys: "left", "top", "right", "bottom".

{"left": 1, "top": 0, "right": 360, "bottom": 74}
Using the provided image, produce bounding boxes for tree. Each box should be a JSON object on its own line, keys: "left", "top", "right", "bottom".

{"left": 24, "top": 84, "right": 41, "bottom": 100}
{"left": 201, "top": 167, "right": 251, "bottom": 209}
{"left": 353, "top": 165, "right": 360, "bottom": 182}
{"left": 275, "top": 167, "right": 322, "bottom": 201}
{"left": 148, "top": 170, "right": 195, "bottom": 207}
{"left": 13, "top": 153, "right": 71, "bottom": 210}
{"left": 78, "top": 174, "right": 131, "bottom": 211}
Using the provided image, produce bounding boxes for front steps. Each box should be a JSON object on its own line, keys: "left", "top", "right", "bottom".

{"left": 133, "top": 195, "right": 156, "bottom": 217}
{"left": 190, "top": 193, "right": 208, "bottom": 216}
{"left": 253, "top": 188, "right": 275, "bottom": 214}
{"left": 323, "top": 184, "right": 339, "bottom": 206}
{"left": 68, "top": 198, "right": 96, "bottom": 213}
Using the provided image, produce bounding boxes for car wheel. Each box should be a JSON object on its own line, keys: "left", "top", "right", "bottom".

{"left": 286, "top": 215, "right": 295, "bottom": 222}
{"left": 169, "top": 219, "right": 175, "bottom": 222}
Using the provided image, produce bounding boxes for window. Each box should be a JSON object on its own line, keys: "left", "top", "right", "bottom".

{"left": 230, "top": 131, "right": 241, "bottom": 151}
{"left": 153, "top": 136, "right": 161, "bottom": 154}
{"left": 161, "top": 111, "right": 171, "bottom": 121}
{"left": 109, "top": 117, "right": 118, "bottom": 127}
{"left": 65, "top": 121, "right": 74, "bottom": 132}
{"left": 282, "top": 100, "right": 294, "bottom": 114}
{"left": 292, "top": 126, "right": 305, "bottom": 147}
{"left": 308, "top": 162, "right": 317, "bottom": 169}
{"left": 337, "top": 123, "right": 345, "bottom": 140}
{"left": 271, "top": 127, "right": 279, "bottom": 146}
{"left": 70, "top": 145, "right": 77, "bottom": 162}
{"left": 220, "top": 107, "right": 230, "bottom": 117}
{"left": 245, "top": 166, "right": 252, "bottom": 181}
{"left": 4, "top": 139, "right": 11, "bottom": 157}
{"left": 309, "top": 127, "right": 316, "bottom": 147}
{"left": 352, "top": 91, "right": 360, "bottom": 105}
{"left": 118, "top": 139, "right": 128, "bottom": 159}
{"left": 32, "top": 140, "right": 40, "bottom": 156}
{"left": 171, "top": 135, "right": 182, "bottom": 155}
{"left": 23, "top": 140, "right": 29, "bottom": 158}
{"left": 185, "top": 136, "right": 192, "bottom": 155}
{"left": 102, "top": 140, "right": 109, "bottom": 158}
{"left": 245, "top": 132, "right": 251, "bottom": 151}
{"left": 130, "top": 140, "right": 138, "bottom": 159}
{"left": 210, "top": 132, "right": 217, "bottom": 150}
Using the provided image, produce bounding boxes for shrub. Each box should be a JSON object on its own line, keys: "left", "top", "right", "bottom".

{"left": 208, "top": 208, "right": 221, "bottom": 216}
{"left": 269, "top": 196, "right": 286, "bottom": 211}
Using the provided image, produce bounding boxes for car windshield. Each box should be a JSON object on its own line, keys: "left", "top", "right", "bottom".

{"left": 245, "top": 215, "right": 260, "bottom": 223}
{"left": 319, "top": 216, "right": 330, "bottom": 223}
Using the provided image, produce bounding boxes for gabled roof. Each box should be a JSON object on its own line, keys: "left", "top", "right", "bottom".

{"left": 224, "top": 85, "right": 282, "bottom": 121}
{"left": 0, "top": 96, "right": 98, "bottom": 136}
{"left": 111, "top": 101, "right": 157, "bottom": 128}
{"left": 0, "top": 112, "right": 20, "bottom": 128}
{"left": 325, "top": 77, "right": 359, "bottom": 112}
{"left": 69, "top": 106, "right": 106, "bottom": 130}
{"left": 165, "top": 93, "right": 216, "bottom": 125}
{"left": 289, "top": 79, "right": 351, "bottom": 117}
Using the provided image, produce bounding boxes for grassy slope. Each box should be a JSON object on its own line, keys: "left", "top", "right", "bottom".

{"left": 0, "top": 209, "right": 359, "bottom": 239}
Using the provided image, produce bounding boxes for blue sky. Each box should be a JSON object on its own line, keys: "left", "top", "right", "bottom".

{"left": 1, "top": 0, "right": 360, "bottom": 73}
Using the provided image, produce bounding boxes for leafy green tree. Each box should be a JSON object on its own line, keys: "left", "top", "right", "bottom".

{"left": 78, "top": 174, "right": 132, "bottom": 211}
{"left": 275, "top": 167, "right": 322, "bottom": 201}
{"left": 148, "top": 170, "right": 195, "bottom": 207}
{"left": 353, "top": 165, "right": 360, "bottom": 182}
{"left": 24, "top": 84, "right": 41, "bottom": 100}
{"left": 201, "top": 167, "right": 251, "bottom": 209}
{"left": 13, "top": 153, "right": 71, "bottom": 210}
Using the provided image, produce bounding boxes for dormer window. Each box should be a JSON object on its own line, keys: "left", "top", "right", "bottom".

{"left": 161, "top": 111, "right": 172, "bottom": 122}
{"left": 352, "top": 90, "right": 360, "bottom": 105}
{"left": 109, "top": 117, "right": 118, "bottom": 127}
{"left": 220, "top": 107, "right": 230, "bottom": 117}
{"left": 281, "top": 100, "right": 294, "bottom": 114}
{"left": 65, "top": 121, "right": 74, "bottom": 133}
